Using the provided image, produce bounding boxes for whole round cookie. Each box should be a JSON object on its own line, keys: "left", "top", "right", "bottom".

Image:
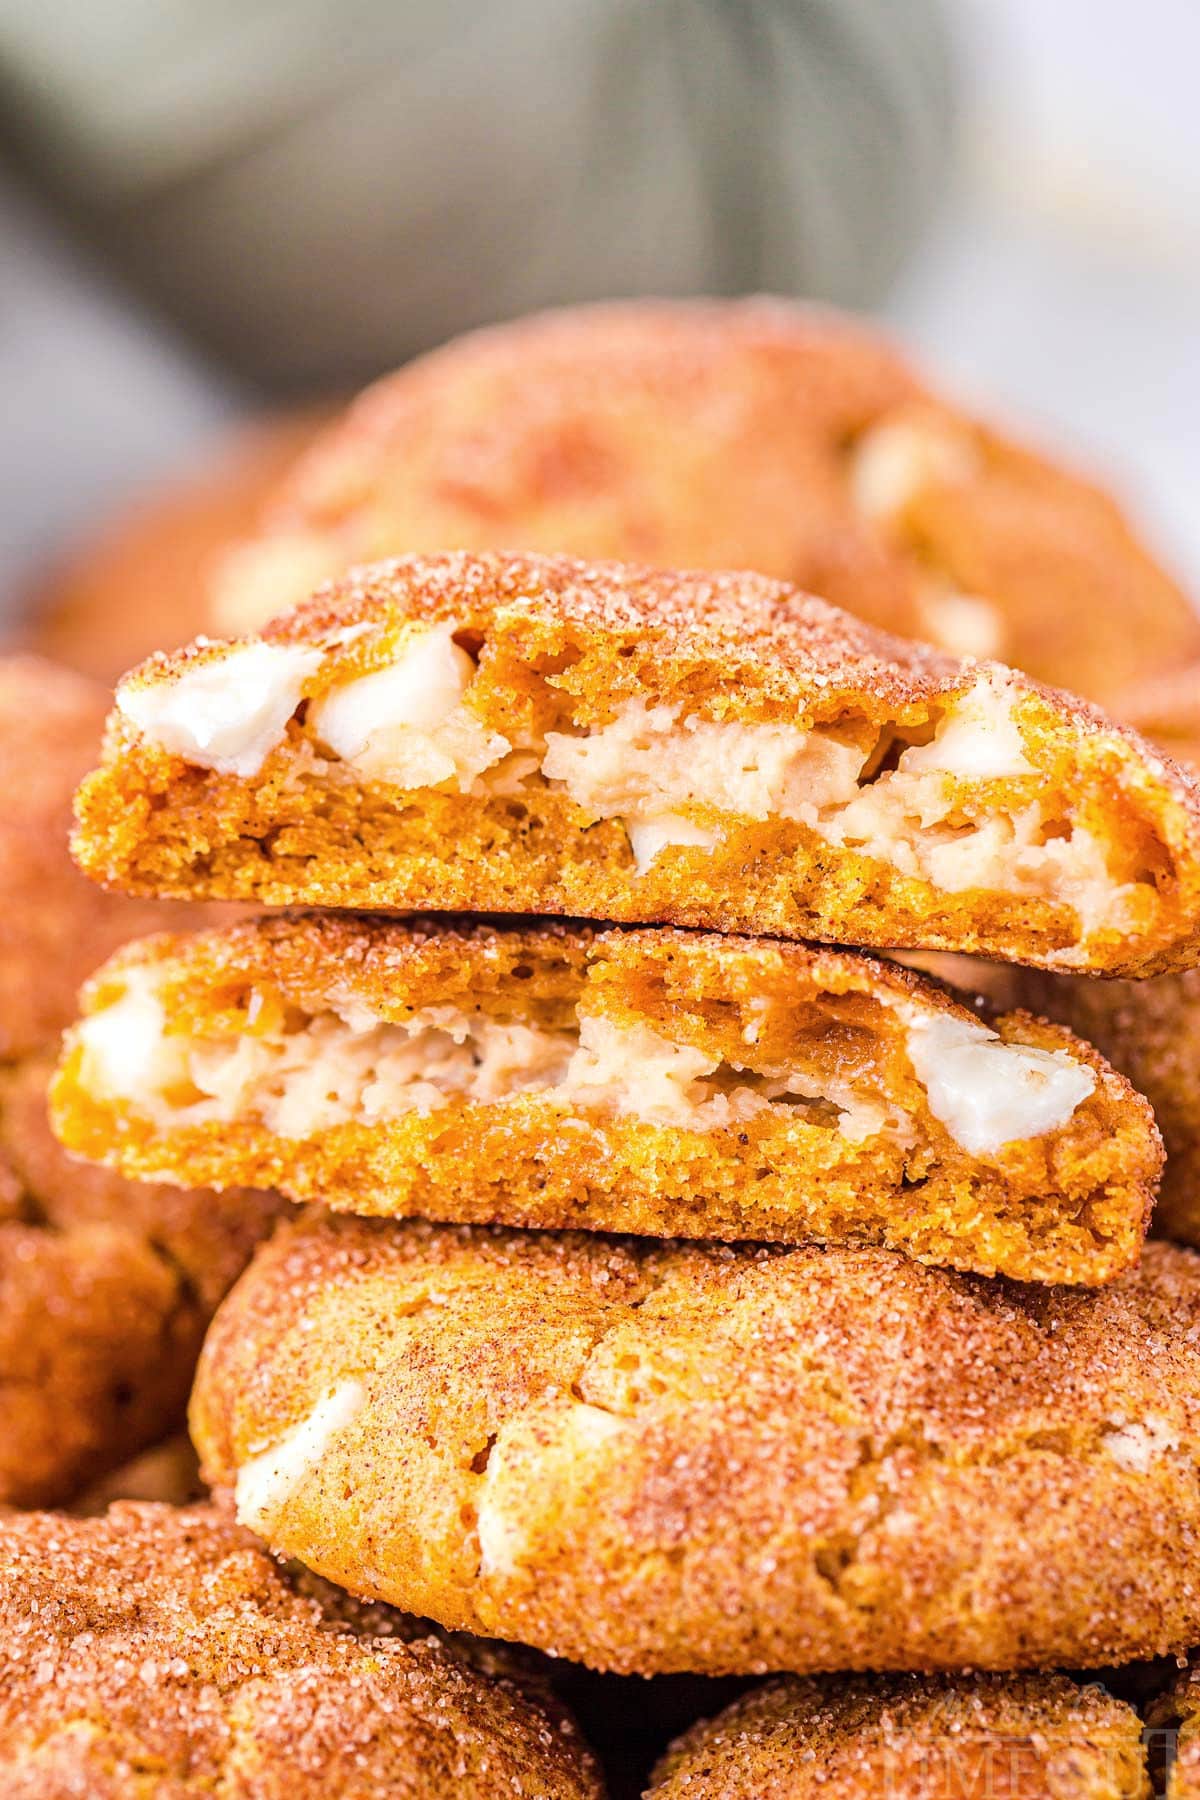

{"left": 648, "top": 1674, "right": 1149, "bottom": 1798}
{"left": 212, "top": 298, "right": 1199, "bottom": 706}
{"left": 0, "top": 1501, "right": 602, "bottom": 1798}
{"left": 192, "top": 1212, "right": 1200, "bottom": 1676}
{"left": 0, "top": 1051, "right": 281, "bottom": 1507}
{"left": 0, "top": 653, "right": 231, "bottom": 1061}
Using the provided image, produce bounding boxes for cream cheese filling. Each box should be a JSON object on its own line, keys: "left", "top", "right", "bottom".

{"left": 905, "top": 1012, "right": 1095, "bottom": 1158}
{"left": 117, "top": 641, "right": 323, "bottom": 778}
{"left": 117, "top": 627, "right": 1136, "bottom": 932}
{"left": 234, "top": 1379, "right": 365, "bottom": 1532}
{"left": 76, "top": 972, "right": 1094, "bottom": 1158}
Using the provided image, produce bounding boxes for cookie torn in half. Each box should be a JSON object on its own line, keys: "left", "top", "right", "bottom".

{"left": 52, "top": 914, "right": 1161, "bottom": 1285}
{"left": 647, "top": 1673, "right": 1150, "bottom": 1799}
{"left": 73, "top": 554, "right": 1200, "bottom": 976}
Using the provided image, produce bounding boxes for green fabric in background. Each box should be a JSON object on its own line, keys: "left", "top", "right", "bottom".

{"left": 0, "top": 0, "right": 954, "bottom": 389}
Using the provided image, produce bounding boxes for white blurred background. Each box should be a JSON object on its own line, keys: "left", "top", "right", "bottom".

{"left": 892, "top": 0, "right": 1200, "bottom": 589}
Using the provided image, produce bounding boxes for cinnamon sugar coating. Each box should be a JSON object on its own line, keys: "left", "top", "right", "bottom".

{"left": 0, "top": 654, "right": 233, "bottom": 1061}
{"left": 52, "top": 913, "right": 1161, "bottom": 1285}
{"left": 649, "top": 1673, "right": 1150, "bottom": 1798}
{"left": 0, "top": 1502, "right": 601, "bottom": 1797}
{"left": 73, "top": 553, "right": 1200, "bottom": 976}
{"left": 192, "top": 1214, "right": 1200, "bottom": 1676}
{"left": 0, "top": 1053, "right": 281, "bottom": 1507}
{"left": 211, "top": 298, "right": 1199, "bottom": 707}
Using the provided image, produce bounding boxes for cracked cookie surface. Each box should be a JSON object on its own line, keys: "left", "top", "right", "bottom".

{"left": 192, "top": 1212, "right": 1200, "bottom": 1675}
{"left": 0, "top": 1501, "right": 602, "bottom": 1797}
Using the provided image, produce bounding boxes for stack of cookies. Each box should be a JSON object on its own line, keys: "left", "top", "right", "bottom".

{"left": 36, "top": 533, "right": 1200, "bottom": 1795}
{"left": 11, "top": 301, "right": 1200, "bottom": 1796}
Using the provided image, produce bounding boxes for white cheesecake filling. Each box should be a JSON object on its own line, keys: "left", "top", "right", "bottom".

{"left": 235, "top": 1379, "right": 365, "bottom": 1532}
{"left": 307, "top": 620, "right": 510, "bottom": 791}
{"left": 76, "top": 977, "right": 1094, "bottom": 1159}
{"left": 1100, "top": 1416, "right": 1179, "bottom": 1473}
{"left": 905, "top": 1012, "right": 1095, "bottom": 1158}
{"left": 117, "top": 641, "right": 323, "bottom": 777}
{"left": 625, "top": 813, "right": 723, "bottom": 875}
{"left": 118, "top": 629, "right": 1137, "bottom": 933}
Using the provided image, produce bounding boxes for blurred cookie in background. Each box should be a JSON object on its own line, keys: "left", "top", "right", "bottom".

{"left": 1111, "top": 661, "right": 1200, "bottom": 775}
{"left": 15, "top": 410, "right": 329, "bottom": 686}
{"left": 68, "top": 1433, "right": 204, "bottom": 1515}
{"left": 212, "top": 299, "right": 1199, "bottom": 708}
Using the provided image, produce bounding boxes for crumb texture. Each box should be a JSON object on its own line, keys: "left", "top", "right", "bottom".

{"left": 73, "top": 553, "right": 1200, "bottom": 977}
{"left": 53, "top": 914, "right": 1162, "bottom": 1286}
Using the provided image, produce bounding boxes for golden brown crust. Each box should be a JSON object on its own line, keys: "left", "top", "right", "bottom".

{"left": 213, "top": 298, "right": 1200, "bottom": 706}
{"left": 0, "top": 1052, "right": 282, "bottom": 1507}
{"left": 192, "top": 1213, "right": 1200, "bottom": 1676}
{"left": 1015, "top": 967, "right": 1200, "bottom": 1249}
{"left": 1148, "top": 1663, "right": 1200, "bottom": 1799}
{"left": 16, "top": 411, "right": 331, "bottom": 685}
{"left": 0, "top": 1502, "right": 602, "bottom": 1798}
{"left": 649, "top": 1674, "right": 1150, "bottom": 1798}
{"left": 0, "top": 654, "right": 237, "bottom": 1061}
{"left": 73, "top": 553, "right": 1200, "bottom": 976}
{"left": 52, "top": 913, "right": 1162, "bottom": 1285}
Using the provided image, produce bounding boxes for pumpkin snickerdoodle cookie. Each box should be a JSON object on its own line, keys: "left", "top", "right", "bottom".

{"left": 0, "top": 653, "right": 229, "bottom": 1062}
{"left": 52, "top": 913, "right": 1161, "bottom": 1285}
{"left": 211, "top": 298, "right": 1199, "bottom": 709}
{"left": 0, "top": 1052, "right": 280, "bottom": 1508}
{"left": 647, "top": 1673, "right": 1150, "bottom": 1798}
{"left": 191, "top": 1212, "right": 1200, "bottom": 1677}
{"left": 0, "top": 653, "right": 278, "bottom": 1507}
{"left": 73, "top": 553, "right": 1200, "bottom": 976}
{"left": 0, "top": 1501, "right": 601, "bottom": 1798}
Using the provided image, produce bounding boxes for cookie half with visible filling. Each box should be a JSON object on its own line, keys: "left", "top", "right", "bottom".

{"left": 0, "top": 1502, "right": 602, "bottom": 1798}
{"left": 0, "top": 653, "right": 232, "bottom": 1062}
{"left": 210, "top": 297, "right": 1200, "bottom": 709}
{"left": 52, "top": 914, "right": 1161, "bottom": 1285}
{"left": 647, "top": 1674, "right": 1150, "bottom": 1799}
{"left": 191, "top": 1214, "right": 1200, "bottom": 1676}
{"left": 74, "top": 553, "right": 1200, "bottom": 976}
